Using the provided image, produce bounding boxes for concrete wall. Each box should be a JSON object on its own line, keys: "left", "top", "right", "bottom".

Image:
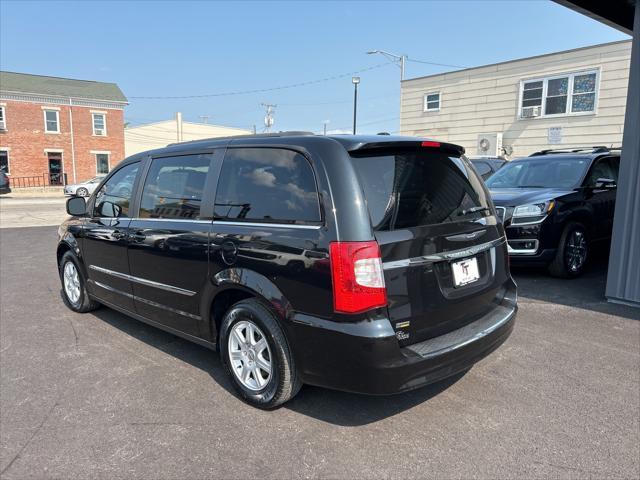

{"left": 0, "top": 99, "right": 125, "bottom": 183}
{"left": 125, "top": 120, "right": 251, "bottom": 157}
{"left": 400, "top": 40, "right": 632, "bottom": 157}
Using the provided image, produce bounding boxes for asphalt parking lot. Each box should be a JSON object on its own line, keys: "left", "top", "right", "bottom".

{"left": 0, "top": 195, "right": 66, "bottom": 229}
{"left": 1, "top": 222, "right": 639, "bottom": 479}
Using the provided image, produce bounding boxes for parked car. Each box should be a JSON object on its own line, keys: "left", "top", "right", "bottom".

{"left": 57, "top": 133, "right": 517, "bottom": 408}
{"left": 469, "top": 156, "right": 507, "bottom": 180}
{"left": 63, "top": 176, "right": 105, "bottom": 197}
{"left": 0, "top": 170, "right": 10, "bottom": 195}
{"left": 486, "top": 146, "right": 620, "bottom": 277}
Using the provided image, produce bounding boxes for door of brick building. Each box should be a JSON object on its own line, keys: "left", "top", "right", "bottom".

{"left": 47, "top": 152, "right": 63, "bottom": 185}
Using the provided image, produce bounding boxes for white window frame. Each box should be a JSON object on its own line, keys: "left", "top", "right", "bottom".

{"left": 518, "top": 68, "right": 600, "bottom": 119}
{"left": 92, "top": 112, "right": 107, "bottom": 136}
{"left": 43, "top": 109, "right": 60, "bottom": 134}
{"left": 0, "top": 148, "right": 10, "bottom": 174}
{"left": 423, "top": 92, "right": 441, "bottom": 112}
{"left": 93, "top": 151, "right": 111, "bottom": 175}
{"left": 0, "top": 105, "right": 6, "bottom": 131}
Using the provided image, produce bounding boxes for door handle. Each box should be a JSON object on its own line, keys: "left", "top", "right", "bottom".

{"left": 112, "top": 230, "right": 127, "bottom": 240}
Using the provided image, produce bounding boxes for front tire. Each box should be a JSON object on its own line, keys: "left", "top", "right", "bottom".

{"left": 219, "top": 298, "right": 301, "bottom": 409}
{"left": 548, "top": 222, "right": 588, "bottom": 278}
{"left": 76, "top": 187, "right": 89, "bottom": 197}
{"left": 59, "top": 251, "right": 100, "bottom": 312}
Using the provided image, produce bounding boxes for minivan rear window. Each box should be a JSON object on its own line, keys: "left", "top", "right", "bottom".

{"left": 351, "top": 151, "right": 490, "bottom": 230}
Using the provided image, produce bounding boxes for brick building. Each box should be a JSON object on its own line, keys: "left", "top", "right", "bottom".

{"left": 0, "top": 71, "right": 127, "bottom": 185}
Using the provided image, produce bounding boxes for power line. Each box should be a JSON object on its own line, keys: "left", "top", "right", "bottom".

{"left": 129, "top": 63, "right": 391, "bottom": 99}
{"left": 407, "top": 57, "right": 467, "bottom": 69}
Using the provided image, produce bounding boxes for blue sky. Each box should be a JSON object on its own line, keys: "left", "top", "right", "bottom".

{"left": 1, "top": 1, "right": 630, "bottom": 135}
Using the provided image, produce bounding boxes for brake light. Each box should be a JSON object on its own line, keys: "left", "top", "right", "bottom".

{"left": 329, "top": 241, "right": 387, "bottom": 314}
{"left": 421, "top": 141, "right": 441, "bottom": 148}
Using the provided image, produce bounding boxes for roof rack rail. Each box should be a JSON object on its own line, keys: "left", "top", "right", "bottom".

{"left": 529, "top": 146, "right": 622, "bottom": 156}
{"left": 168, "top": 131, "right": 315, "bottom": 147}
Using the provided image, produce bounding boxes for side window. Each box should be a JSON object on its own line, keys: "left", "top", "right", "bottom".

{"left": 585, "top": 157, "right": 618, "bottom": 186}
{"left": 214, "top": 148, "right": 321, "bottom": 224}
{"left": 94, "top": 162, "right": 139, "bottom": 218}
{"left": 139, "top": 154, "right": 210, "bottom": 220}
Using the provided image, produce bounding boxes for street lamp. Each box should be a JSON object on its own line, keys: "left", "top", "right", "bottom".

{"left": 367, "top": 50, "right": 406, "bottom": 81}
{"left": 352, "top": 76, "right": 360, "bottom": 135}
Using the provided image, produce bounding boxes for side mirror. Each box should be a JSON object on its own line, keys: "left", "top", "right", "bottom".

{"left": 66, "top": 196, "right": 87, "bottom": 216}
{"left": 594, "top": 177, "right": 616, "bottom": 189}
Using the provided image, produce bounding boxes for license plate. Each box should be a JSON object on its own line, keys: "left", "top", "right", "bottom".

{"left": 452, "top": 257, "right": 480, "bottom": 287}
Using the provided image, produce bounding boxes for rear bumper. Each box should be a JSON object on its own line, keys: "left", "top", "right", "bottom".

{"left": 288, "top": 280, "right": 517, "bottom": 395}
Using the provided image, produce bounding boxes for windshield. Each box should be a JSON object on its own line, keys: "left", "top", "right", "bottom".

{"left": 350, "top": 151, "right": 490, "bottom": 231}
{"left": 486, "top": 157, "right": 589, "bottom": 189}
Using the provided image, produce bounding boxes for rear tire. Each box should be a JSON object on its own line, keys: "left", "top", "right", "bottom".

{"left": 219, "top": 298, "right": 301, "bottom": 409}
{"left": 59, "top": 251, "right": 100, "bottom": 313}
{"left": 548, "top": 222, "right": 588, "bottom": 278}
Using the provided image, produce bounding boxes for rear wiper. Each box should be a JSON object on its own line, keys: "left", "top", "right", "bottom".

{"left": 459, "top": 206, "right": 490, "bottom": 216}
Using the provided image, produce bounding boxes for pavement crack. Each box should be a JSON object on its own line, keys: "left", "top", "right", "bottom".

{"left": 533, "top": 459, "right": 615, "bottom": 476}
{"left": 0, "top": 400, "right": 59, "bottom": 477}
{"left": 67, "top": 317, "right": 79, "bottom": 349}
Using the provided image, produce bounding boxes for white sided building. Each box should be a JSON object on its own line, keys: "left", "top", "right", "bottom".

{"left": 400, "top": 40, "right": 632, "bottom": 158}
{"left": 125, "top": 116, "right": 251, "bottom": 157}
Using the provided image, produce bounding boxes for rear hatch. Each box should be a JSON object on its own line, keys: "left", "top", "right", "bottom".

{"left": 350, "top": 143, "right": 510, "bottom": 346}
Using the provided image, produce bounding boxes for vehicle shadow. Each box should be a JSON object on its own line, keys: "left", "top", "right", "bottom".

{"left": 512, "top": 243, "right": 640, "bottom": 321}
{"left": 87, "top": 301, "right": 467, "bottom": 426}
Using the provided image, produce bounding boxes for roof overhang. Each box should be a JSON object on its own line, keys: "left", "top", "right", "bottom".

{"left": 553, "top": 0, "right": 636, "bottom": 35}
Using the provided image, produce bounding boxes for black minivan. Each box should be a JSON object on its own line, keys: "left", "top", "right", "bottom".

{"left": 58, "top": 133, "right": 517, "bottom": 408}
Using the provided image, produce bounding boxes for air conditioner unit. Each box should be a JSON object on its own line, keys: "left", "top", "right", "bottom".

{"left": 0, "top": 120, "right": 5, "bottom": 130}
{"left": 477, "top": 133, "right": 503, "bottom": 157}
{"left": 522, "top": 106, "right": 540, "bottom": 118}
{"left": 95, "top": 128, "right": 105, "bottom": 136}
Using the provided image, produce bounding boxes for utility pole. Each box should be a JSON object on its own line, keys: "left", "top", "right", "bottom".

{"left": 323, "top": 120, "right": 330, "bottom": 135}
{"left": 367, "top": 50, "right": 406, "bottom": 81}
{"left": 352, "top": 77, "right": 360, "bottom": 135}
{"left": 199, "top": 115, "right": 209, "bottom": 124}
{"left": 175, "top": 112, "right": 183, "bottom": 142}
{"left": 261, "top": 103, "right": 276, "bottom": 133}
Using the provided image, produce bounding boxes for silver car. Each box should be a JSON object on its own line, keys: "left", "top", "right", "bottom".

{"left": 63, "top": 176, "right": 105, "bottom": 197}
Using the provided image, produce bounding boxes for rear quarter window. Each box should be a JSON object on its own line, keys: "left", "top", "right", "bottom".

{"left": 214, "top": 147, "right": 321, "bottom": 224}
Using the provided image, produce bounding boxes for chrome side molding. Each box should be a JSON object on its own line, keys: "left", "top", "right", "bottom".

{"left": 91, "top": 280, "right": 201, "bottom": 321}
{"left": 89, "top": 265, "right": 197, "bottom": 297}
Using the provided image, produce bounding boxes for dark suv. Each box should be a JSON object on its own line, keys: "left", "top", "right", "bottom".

{"left": 486, "top": 147, "right": 620, "bottom": 277}
{"left": 57, "top": 133, "right": 517, "bottom": 408}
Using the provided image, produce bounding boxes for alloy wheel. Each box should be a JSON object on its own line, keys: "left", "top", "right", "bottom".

{"left": 565, "top": 229, "right": 587, "bottom": 273}
{"left": 63, "top": 261, "right": 81, "bottom": 305}
{"left": 228, "top": 320, "right": 272, "bottom": 391}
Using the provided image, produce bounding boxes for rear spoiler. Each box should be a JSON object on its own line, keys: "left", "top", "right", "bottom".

{"left": 347, "top": 140, "right": 465, "bottom": 156}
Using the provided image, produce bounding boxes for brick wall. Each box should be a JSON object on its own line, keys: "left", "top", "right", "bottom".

{"left": 0, "top": 100, "right": 125, "bottom": 184}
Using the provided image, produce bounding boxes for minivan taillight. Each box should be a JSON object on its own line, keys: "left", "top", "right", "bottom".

{"left": 329, "top": 241, "right": 387, "bottom": 314}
